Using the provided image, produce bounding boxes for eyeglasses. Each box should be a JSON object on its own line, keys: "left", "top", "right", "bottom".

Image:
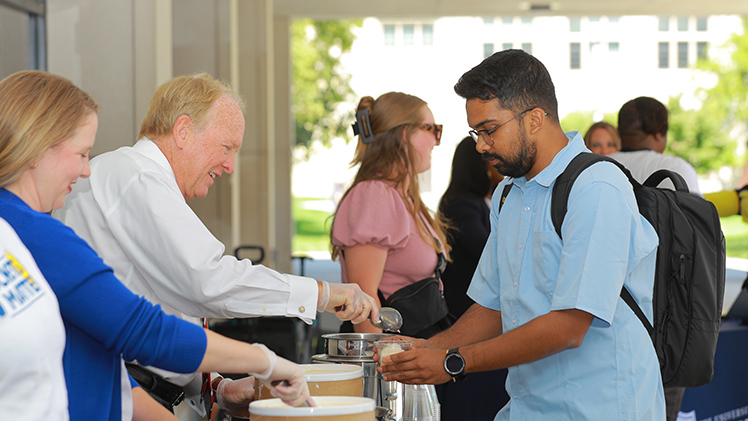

{"left": 418, "top": 123, "right": 443, "bottom": 145}
{"left": 468, "top": 108, "right": 539, "bottom": 146}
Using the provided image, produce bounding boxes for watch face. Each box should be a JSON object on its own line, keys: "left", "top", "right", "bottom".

{"left": 446, "top": 353, "right": 464, "bottom": 374}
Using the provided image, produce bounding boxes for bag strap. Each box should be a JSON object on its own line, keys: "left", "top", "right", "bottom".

{"left": 643, "top": 169, "right": 689, "bottom": 192}
{"left": 620, "top": 283, "right": 654, "bottom": 336}
{"left": 498, "top": 183, "right": 513, "bottom": 212}
{"left": 549, "top": 152, "right": 653, "bottom": 336}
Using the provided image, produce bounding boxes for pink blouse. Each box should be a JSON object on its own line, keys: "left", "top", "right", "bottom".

{"left": 331, "top": 180, "right": 442, "bottom": 299}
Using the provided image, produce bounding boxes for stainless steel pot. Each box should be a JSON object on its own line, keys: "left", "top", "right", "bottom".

{"left": 317, "top": 333, "right": 404, "bottom": 421}
{"left": 322, "top": 332, "right": 393, "bottom": 358}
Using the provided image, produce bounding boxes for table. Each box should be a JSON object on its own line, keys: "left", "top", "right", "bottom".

{"left": 679, "top": 322, "right": 748, "bottom": 420}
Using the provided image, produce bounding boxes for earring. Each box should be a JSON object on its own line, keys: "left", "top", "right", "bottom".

{"left": 30, "top": 162, "right": 38, "bottom": 169}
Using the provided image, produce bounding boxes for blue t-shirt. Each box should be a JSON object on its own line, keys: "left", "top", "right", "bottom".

{"left": 0, "top": 188, "right": 206, "bottom": 421}
{"left": 468, "top": 132, "right": 665, "bottom": 420}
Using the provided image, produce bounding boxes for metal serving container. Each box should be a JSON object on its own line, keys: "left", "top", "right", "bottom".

{"left": 322, "top": 333, "right": 393, "bottom": 358}
{"left": 316, "top": 333, "right": 403, "bottom": 420}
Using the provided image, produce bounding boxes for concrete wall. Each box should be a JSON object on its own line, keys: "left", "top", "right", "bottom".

{"left": 47, "top": 0, "right": 294, "bottom": 272}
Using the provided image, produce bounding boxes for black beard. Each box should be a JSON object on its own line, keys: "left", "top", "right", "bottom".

{"left": 481, "top": 132, "right": 537, "bottom": 178}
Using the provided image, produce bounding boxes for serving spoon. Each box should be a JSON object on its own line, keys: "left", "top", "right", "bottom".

{"left": 370, "top": 307, "right": 403, "bottom": 333}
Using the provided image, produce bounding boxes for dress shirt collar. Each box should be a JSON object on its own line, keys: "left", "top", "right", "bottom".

{"left": 133, "top": 138, "right": 175, "bottom": 176}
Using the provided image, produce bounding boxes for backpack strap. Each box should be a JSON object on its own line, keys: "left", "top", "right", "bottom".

{"left": 552, "top": 153, "right": 617, "bottom": 237}
{"left": 498, "top": 183, "right": 513, "bottom": 212}
{"left": 550, "top": 152, "right": 654, "bottom": 336}
{"left": 620, "top": 284, "right": 654, "bottom": 336}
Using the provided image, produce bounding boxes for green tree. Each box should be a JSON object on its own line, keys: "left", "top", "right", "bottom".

{"left": 291, "top": 19, "right": 362, "bottom": 153}
{"left": 560, "top": 111, "right": 617, "bottom": 136}
{"left": 666, "top": 96, "right": 737, "bottom": 173}
{"left": 696, "top": 18, "right": 748, "bottom": 127}
{"left": 666, "top": 17, "right": 748, "bottom": 174}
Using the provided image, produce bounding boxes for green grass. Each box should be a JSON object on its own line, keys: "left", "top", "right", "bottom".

{"left": 723, "top": 215, "right": 748, "bottom": 259}
{"left": 291, "top": 198, "right": 748, "bottom": 259}
{"left": 292, "top": 197, "right": 334, "bottom": 253}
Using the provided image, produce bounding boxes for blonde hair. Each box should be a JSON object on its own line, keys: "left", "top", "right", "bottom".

{"left": 583, "top": 121, "right": 621, "bottom": 151}
{"left": 138, "top": 73, "right": 246, "bottom": 140}
{"left": 331, "top": 92, "right": 450, "bottom": 260}
{"left": 0, "top": 70, "right": 98, "bottom": 188}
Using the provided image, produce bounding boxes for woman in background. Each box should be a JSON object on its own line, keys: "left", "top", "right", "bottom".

{"left": 584, "top": 121, "right": 621, "bottom": 155}
{"left": 330, "top": 91, "right": 452, "bottom": 338}
{"left": 438, "top": 137, "right": 497, "bottom": 318}
{"left": 436, "top": 137, "right": 509, "bottom": 421}
{"left": 0, "top": 70, "right": 312, "bottom": 420}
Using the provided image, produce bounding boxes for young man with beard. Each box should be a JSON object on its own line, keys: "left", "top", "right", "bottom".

{"left": 377, "top": 50, "right": 665, "bottom": 420}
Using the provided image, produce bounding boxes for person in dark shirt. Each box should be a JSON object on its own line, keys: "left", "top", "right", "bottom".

{"left": 436, "top": 136, "right": 508, "bottom": 421}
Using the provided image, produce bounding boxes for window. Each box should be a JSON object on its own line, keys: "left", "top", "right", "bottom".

{"left": 678, "top": 42, "right": 688, "bottom": 68}
{"left": 522, "top": 43, "right": 532, "bottom": 54}
{"left": 609, "top": 42, "right": 620, "bottom": 53}
{"left": 423, "top": 24, "right": 433, "bottom": 46}
{"left": 384, "top": 25, "right": 395, "bottom": 46}
{"left": 609, "top": 16, "right": 620, "bottom": 24}
{"left": 677, "top": 17, "right": 688, "bottom": 32}
{"left": 502, "top": 42, "right": 513, "bottom": 50}
{"left": 521, "top": 17, "right": 532, "bottom": 25}
{"left": 570, "top": 17, "right": 581, "bottom": 32}
{"left": 697, "top": 42, "right": 708, "bottom": 60}
{"left": 697, "top": 17, "right": 708, "bottom": 31}
{"left": 658, "top": 42, "right": 669, "bottom": 69}
{"left": 659, "top": 17, "right": 669, "bottom": 31}
{"left": 483, "top": 17, "right": 494, "bottom": 25}
{"left": 484, "top": 43, "right": 494, "bottom": 58}
{"left": 570, "top": 43, "right": 581, "bottom": 69}
{"left": 403, "top": 25, "right": 414, "bottom": 46}
{"left": 502, "top": 16, "right": 513, "bottom": 25}
{"left": 589, "top": 16, "right": 600, "bottom": 23}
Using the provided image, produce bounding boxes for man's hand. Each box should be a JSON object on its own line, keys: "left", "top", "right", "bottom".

{"left": 376, "top": 347, "right": 452, "bottom": 385}
{"left": 214, "top": 376, "right": 255, "bottom": 418}
{"left": 371, "top": 335, "right": 432, "bottom": 364}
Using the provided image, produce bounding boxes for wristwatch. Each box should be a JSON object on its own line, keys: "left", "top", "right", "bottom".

{"left": 444, "top": 348, "right": 467, "bottom": 382}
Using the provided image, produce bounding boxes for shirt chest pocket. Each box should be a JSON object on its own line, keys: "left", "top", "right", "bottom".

{"left": 531, "top": 230, "right": 562, "bottom": 299}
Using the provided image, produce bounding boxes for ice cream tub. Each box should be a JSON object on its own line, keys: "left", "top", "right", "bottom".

{"left": 249, "top": 396, "right": 375, "bottom": 421}
{"left": 256, "top": 363, "right": 364, "bottom": 400}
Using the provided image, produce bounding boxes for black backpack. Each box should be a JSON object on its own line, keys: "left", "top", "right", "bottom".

{"left": 499, "top": 152, "right": 725, "bottom": 388}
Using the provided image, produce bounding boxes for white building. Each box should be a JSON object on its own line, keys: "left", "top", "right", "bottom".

{"left": 294, "top": 14, "right": 744, "bottom": 211}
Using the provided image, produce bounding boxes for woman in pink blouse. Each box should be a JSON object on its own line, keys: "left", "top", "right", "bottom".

{"left": 330, "top": 92, "right": 452, "bottom": 338}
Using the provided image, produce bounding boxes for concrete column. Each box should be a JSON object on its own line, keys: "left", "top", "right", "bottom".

{"left": 47, "top": 0, "right": 138, "bottom": 156}
{"left": 273, "top": 14, "right": 293, "bottom": 273}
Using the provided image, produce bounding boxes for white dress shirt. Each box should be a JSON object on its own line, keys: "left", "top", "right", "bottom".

{"left": 54, "top": 138, "right": 318, "bottom": 413}
{"left": 608, "top": 149, "right": 702, "bottom": 196}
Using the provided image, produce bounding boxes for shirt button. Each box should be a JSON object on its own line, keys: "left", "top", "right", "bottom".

{"left": 524, "top": 206, "right": 530, "bottom": 211}
{"left": 518, "top": 243, "right": 524, "bottom": 249}
{"left": 299, "top": 306, "right": 306, "bottom": 313}
{"left": 514, "top": 394, "right": 519, "bottom": 399}
{"left": 514, "top": 282, "right": 518, "bottom": 286}
{"left": 512, "top": 319, "right": 517, "bottom": 324}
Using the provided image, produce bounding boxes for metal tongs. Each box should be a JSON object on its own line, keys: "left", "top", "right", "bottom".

{"left": 370, "top": 307, "right": 403, "bottom": 333}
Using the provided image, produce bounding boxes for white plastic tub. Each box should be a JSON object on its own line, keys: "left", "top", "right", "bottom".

{"left": 249, "top": 396, "right": 375, "bottom": 420}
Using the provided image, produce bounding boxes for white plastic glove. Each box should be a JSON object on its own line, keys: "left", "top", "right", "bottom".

{"left": 251, "top": 343, "right": 315, "bottom": 407}
{"left": 319, "top": 281, "right": 379, "bottom": 325}
{"left": 215, "top": 376, "right": 255, "bottom": 417}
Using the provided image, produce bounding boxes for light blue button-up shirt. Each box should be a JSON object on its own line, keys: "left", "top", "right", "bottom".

{"left": 468, "top": 132, "right": 665, "bottom": 420}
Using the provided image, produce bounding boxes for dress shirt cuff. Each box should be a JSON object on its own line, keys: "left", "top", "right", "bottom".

{"left": 286, "top": 274, "right": 318, "bottom": 324}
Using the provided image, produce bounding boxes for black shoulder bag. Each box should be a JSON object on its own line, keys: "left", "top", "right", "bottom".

{"left": 378, "top": 252, "right": 453, "bottom": 338}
